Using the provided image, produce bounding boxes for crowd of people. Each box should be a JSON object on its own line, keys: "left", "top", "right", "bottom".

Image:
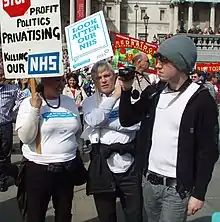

{"left": 190, "top": 70, "right": 220, "bottom": 104}
{"left": 187, "top": 25, "right": 219, "bottom": 35}
{"left": 0, "top": 34, "right": 219, "bottom": 222}
{"left": 151, "top": 25, "right": 220, "bottom": 45}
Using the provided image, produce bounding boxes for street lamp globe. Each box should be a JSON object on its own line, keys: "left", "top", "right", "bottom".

{"left": 143, "top": 14, "right": 150, "bottom": 25}
{"left": 134, "top": 2, "right": 139, "bottom": 11}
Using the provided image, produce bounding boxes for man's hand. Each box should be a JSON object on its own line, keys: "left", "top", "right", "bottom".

{"left": 112, "top": 79, "right": 121, "bottom": 99}
{"left": 118, "top": 77, "right": 134, "bottom": 91}
{"left": 187, "top": 196, "right": 204, "bottom": 216}
{"left": 30, "top": 93, "right": 42, "bottom": 109}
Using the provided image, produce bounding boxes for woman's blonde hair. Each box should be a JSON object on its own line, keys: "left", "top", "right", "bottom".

{"left": 91, "top": 60, "right": 114, "bottom": 81}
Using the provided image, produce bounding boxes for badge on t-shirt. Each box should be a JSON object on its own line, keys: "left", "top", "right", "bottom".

{"left": 109, "top": 108, "right": 119, "bottom": 120}
{"left": 42, "top": 112, "right": 77, "bottom": 121}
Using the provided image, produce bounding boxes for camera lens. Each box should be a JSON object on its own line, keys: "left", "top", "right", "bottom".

{"left": 131, "top": 89, "right": 140, "bottom": 100}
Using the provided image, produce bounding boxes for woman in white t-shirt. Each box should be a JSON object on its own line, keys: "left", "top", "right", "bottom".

{"left": 15, "top": 76, "right": 83, "bottom": 222}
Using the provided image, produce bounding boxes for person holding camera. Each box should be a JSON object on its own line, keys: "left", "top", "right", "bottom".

{"left": 82, "top": 60, "right": 142, "bottom": 222}
{"left": 118, "top": 35, "right": 219, "bottom": 222}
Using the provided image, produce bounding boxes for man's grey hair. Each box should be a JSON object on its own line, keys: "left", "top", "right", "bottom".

{"left": 91, "top": 60, "right": 115, "bottom": 80}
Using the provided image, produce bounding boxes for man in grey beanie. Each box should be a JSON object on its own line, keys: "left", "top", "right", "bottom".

{"left": 117, "top": 35, "right": 219, "bottom": 222}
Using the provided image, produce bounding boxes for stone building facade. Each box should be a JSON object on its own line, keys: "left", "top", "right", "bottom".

{"left": 61, "top": 0, "right": 220, "bottom": 41}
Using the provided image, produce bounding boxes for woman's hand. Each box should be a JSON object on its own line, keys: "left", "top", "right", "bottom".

{"left": 30, "top": 93, "right": 42, "bottom": 109}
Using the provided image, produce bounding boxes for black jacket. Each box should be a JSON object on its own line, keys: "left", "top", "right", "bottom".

{"left": 119, "top": 83, "right": 219, "bottom": 201}
{"left": 86, "top": 141, "right": 137, "bottom": 195}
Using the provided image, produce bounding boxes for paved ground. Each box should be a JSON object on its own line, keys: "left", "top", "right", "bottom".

{"left": 0, "top": 130, "right": 219, "bottom": 222}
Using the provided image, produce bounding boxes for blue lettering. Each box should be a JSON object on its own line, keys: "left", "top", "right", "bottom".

{"left": 78, "top": 38, "right": 84, "bottom": 44}
{"left": 85, "top": 32, "right": 96, "bottom": 41}
{"left": 93, "top": 24, "right": 100, "bottom": 31}
{"left": 28, "top": 52, "right": 59, "bottom": 75}
{"left": 92, "top": 38, "right": 97, "bottom": 45}
{"left": 79, "top": 32, "right": 97, "bottom": 50}
{"left": 78, "top": 25, "right": 84, "bottom": 30}
{"left": 91, "top": 18, "right": 97, "bottom": 25}
{"left": 79, "top": 40, "right": 97, "bottom": 50}
{"left": 71, "top": 18, "right": 99, "bottom": 41}
{"left": 42, "top": 112, "right": 77, "bottom": 121}
{"left": 72, "top": 32, "right": 80, "bottom": 40}
{"left": 109, "top": 109, "right": 119, "bottom": 119}
{"left": 84, "top": 21, "right": 91, "bottom": 27}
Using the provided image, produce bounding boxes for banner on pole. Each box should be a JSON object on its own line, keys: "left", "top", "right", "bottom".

{"left": 65, "top": 11, "right": 113, "bottom": 71}
{"left": 110, "top": 32, "right": 158, "bottom": 74}
{"left": 196, "top": 62, "right": 220, "bottom": 72}
{"left": 0, "top": 0, "right": 63, "bottom": 79}
{"left": 76, "top": 0, "right": 85, "bottom": 21}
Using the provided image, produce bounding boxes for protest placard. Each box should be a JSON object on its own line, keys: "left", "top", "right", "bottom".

{"left": 110, "top": 32, "right": 158, "bottom": 74}
{"left": 65, "top": 11, "right": 113, "bottom": 71}
{"left": 0, "top": 0, "right": 63, "bottom": 79}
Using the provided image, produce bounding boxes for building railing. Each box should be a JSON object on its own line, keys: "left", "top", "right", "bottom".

{"left": 185, "top": 34, "right": 220, "bottom": 62}
{"left": 186, "top": 34, "right": 220, "bottom": 49}
{"left": 158, "top": 34, "right": 220, "bottom": 62}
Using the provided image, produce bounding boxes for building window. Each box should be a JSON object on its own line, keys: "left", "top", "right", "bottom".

{"left": 141, "top": 9, "right": 146, "bottom": 20}
{"left": 121, "top": 8, "right": 127, "bottom": 20}
{"left": 92, "top": 6, "right": 96, "bottom": 14}
{"left": 160, "top": 9, "right": 165, "bottom": 21}
{"left": 107, "top": 7, "right": 112, "bottom": 18}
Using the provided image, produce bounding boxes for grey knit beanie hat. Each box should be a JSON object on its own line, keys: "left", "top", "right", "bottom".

{"left": 157, "top": 35, "right": 197, "bottom": 73}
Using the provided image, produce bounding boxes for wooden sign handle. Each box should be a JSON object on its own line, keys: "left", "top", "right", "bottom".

{"left": 29, "top": 78, "right": 42, "bottom": 154}
{"left": 29, "top": 78, "right": 36, "bottom": 94}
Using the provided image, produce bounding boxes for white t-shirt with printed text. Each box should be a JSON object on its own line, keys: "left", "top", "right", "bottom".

{"left": 16, "top": 95, "right": 81, "bottom": 164}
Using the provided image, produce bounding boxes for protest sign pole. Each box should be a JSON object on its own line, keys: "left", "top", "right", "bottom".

{"left": 29, "top": 78, "right": 42, "bottom": 154}
{"left": 29, "top": 78, "right": 36, "bottom": 94}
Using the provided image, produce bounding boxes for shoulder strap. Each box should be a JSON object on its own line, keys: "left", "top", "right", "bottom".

{"left": 147, "top": 81, "right": 167, "bottom": 100}
{"left": 36, "top": 126, "right": 41, "bottom": 154}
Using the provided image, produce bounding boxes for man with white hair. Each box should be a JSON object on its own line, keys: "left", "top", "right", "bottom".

{"left": 82, "top": 60, "right": 142, "bottom": 222}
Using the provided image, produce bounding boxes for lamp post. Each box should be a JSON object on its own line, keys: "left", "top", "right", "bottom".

{"left": 179, "top": 0, "right": 185, "bottom": 33}
{"left": 100, "top": 0, "right": 105, "bottom": 13}
{"left": 180, "top": 12, "right": 185, "bottom": 33}
{"left": 143, "top": 13, "right": 150, "bottom": 42}
{"left": 134, "top": 3, "right": 139, "bottom": 38}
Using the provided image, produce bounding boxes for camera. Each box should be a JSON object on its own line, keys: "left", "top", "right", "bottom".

{"left": 118, "top": 66, "right": 136, "bottom": 81}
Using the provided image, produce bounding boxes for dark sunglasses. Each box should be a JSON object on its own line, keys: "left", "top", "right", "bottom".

{"left": 191, "top": 75, "right": 198, "bottom": 79}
